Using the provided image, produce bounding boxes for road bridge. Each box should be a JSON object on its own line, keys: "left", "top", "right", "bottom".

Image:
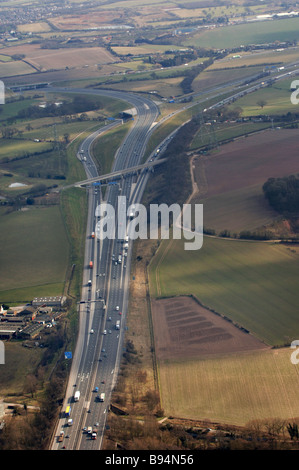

{"left": 63, "top": 158, "right": 167, "bottom": 190}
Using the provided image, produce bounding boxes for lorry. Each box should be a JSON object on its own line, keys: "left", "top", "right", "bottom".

{"left": 91, "top": 429, "right": 98, "bottom": 440}
{"left": 87, "top": 426, "right": 93, "bottom": 434}
{"left": 115, "top": 320, "right": 120, "bottom": 330}
{"left": 88, "top": 279, "right": 92, "bottom": 286}
{"left": 89, "top": 261, "right": 93, "bottom": 268}
{"left": 58, "top": 431, "right": 64, "bottom": 442}
{"left": 100, "top": 393, "right": 105, "bottom": 402}
{"left": 65, "top": 405, "right": 71, "bottom": 417}
{"left": 91, "top": 232, "right": 95, "bottom": 239}
{"left": 118, "top": 255, "right": 122, "bottom": 264}
{"left": 68, "top": 419, "right": 73, "bottom": 426}
{"left": 129, "top": 204, "right": 135, "bottom": 218}
{"left": 74, "top": 390, "right": 80, "bottom": 402}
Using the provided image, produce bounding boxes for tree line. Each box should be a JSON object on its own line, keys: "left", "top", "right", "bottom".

{"left": 16, "top": 96, "right": 100, "bottom": 120}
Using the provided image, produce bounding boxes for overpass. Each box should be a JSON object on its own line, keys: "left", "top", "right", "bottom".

{"left": 63, "top": 158, "right": 167, "bottom": 190}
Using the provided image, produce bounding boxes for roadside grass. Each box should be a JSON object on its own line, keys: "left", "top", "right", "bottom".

{"left": 143, "top": 105, "right": 200, "bottom": 161}
{"left": 149, "top": 236, "right": 299, "bottom": 346}
{"left": 91, "top": 120, "right": 133, "bottom": 176}
{"left": 158, "top": 348, "right": 299, "bottom": 426}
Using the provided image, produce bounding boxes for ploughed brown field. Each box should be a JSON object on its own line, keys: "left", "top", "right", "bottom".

{"left": 192, "top": 128, "right": 299, "bottom": 232}
{"left": 151, "top": 296, "right": 268, "bottom": 361}
{"left": 198, "top": 128, "right": 299, "bottom": 198}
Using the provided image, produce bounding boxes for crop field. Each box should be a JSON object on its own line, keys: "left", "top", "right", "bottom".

{"left": 184, "top": 17, "right": 299, "bottom": 49}
{"left": 191, "top": 128, "right": 299, "bottom": 233}
{"left": 50, "top": 10, "right": 125, "bottom": 30}
{"left": 151, "top": 296, "right": 268, "bottom": 361}
{"left": 112, "top": 44, "right": 184, "bottom": 56}
{"left": 149, "top": 236, "right": 299, "bottom": 346}
{"left": 0, "top": 60, "right": 36, "bottom": 78}
{"left": 157, "top": 346, "right": 299, "bottom": 426}
{"left": 192, "top": 65, "right": 264, "bottom": 93}
{"left": 209, "top": 47, "right": 299, "bottom": 70}
{"left": 0, "top": 54, "right": 12, "bottom": 62}
{"left": 104, "top": 76, "right": 184, "bottom": 97}
{"left": 0, "top": 205, "right": 69, "bottom": 302}
{"left": 0, "top": 44, "right": 116, "bottom": 73}
{"left": 17, "top": 22, "right": 52, "bottom": 33}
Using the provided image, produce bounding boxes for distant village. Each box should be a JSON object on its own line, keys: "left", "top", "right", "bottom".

{"left": 0, "top": 296, "right": 67, "bottom": 342}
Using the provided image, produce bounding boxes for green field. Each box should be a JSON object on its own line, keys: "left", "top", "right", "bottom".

{"left": 0, "top": 205, "right": 69, "bottom": 303}
{"left": 149, "top": 236, "right": 299, "bottom": 346}
{"left": 158, "top": 348, "right": 299, "bottom": 426}
{"left": 230, "top": 78, "right": 295, "bottom": 116}
{"left": 185, "top": 17, "right": 299, "bottom": 49}
{"left": 191, "top": 121, "right": 272, "bottom": 149}
{"left": 0, "top": 342, "right": 43, "bottom": 397}
{"left": 0, "top": 139, "right": 53, "bottom": 161}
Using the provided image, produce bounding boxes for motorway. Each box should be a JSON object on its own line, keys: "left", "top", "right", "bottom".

{"left": 50, "top": 60, "right": 299, "bottom": 450}
{"left": 51, "top": 88, "right": 159, "bottom": 450}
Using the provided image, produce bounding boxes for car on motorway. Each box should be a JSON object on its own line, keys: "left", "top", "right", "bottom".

{"left": 90, "top": 329, "right": 94, "bottom": 334}
{"left": 116, "top": 306, "right": 119, "bottom": 311}
{"left": 103, "top": 329, "right": 107, "bottom": 335}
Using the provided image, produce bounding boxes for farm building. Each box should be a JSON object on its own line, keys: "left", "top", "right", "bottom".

{"left": 0, "top": 321, "right": 24, "bottom": 339}
{"left": 32, "top": 296, "right": 66, "bottom": 307}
